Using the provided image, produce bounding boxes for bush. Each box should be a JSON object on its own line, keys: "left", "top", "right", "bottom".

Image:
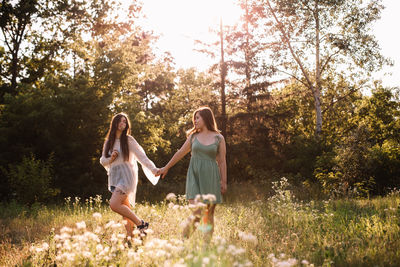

{"left": 3, "top": 153, "right": 59, "bottom": 204}
{"left": 315, "top": 125, "right": 375, "bottom": 198}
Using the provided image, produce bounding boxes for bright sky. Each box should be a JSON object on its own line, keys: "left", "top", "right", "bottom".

{"left": 133, "top": 0, "right": 399, "bottom": 88}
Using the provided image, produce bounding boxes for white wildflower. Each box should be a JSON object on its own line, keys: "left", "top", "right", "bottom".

{"left": 196, "top": 202, "right": 207, "bottom": 208}
{"left": 238, "top": 231, "right": 258, "bottom": 245}
{"left": 144, "top": 228, "right": 154, "bottom": 235}
{"left": 202, "top": 194, "right": 216, "bottom": 202}
{"left": 105, "top": 220, "right": 116, "bottom": 229}
{"left": 82, "top": 251, "right": 91, "bottom": 258}
{"left": 94, "top": 226, "right": 102, "bottom": 234}
{"left": 96, "top": 244, "right": 103, "bottom": 252}
{"left": 76, "top": 221, "right": 86, "bottom": 229}
{"left": 111, "top": 222, "right": 122, "bottom": 229}
{"left": 276, "top": 258, "right": 298, "bottom": 267}
{"left": 166, "top": 193, "right": 177, "bottom": 201}
{"left": 41, "top": 242, "right": 49, "bottom": 250}
{"left": 117, "top": 233, "right": 126, "bottom": 239}
{"left": 133, "top": 238, "right": 142, "bottom": 246}
{"left": 60, "top": 226, "right": 72, "bottom": 233}
{"left": 132, "top": 229, "right": 141, "bottom": 236}
{"left": 92, "top": 212, "right": 102, "bottom": 219}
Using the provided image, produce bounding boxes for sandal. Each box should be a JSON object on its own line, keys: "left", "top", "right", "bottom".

{"left": 137, "top": 220, "right": 149, "bottom": 235}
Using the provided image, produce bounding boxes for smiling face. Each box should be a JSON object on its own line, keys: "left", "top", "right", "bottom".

{"left": 117, "top": 116, "right": 127, "bottom": 132}
{"left": 194, "top": 112, "right": 205, "bottom": 131}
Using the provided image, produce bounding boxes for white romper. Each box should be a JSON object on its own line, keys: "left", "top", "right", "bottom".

{"left": 100, "top": 135, "right": 159, "bottom": 206}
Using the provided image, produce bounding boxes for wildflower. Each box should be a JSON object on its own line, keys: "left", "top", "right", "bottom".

{"left": 132, "top": 229, "right": 141, "bottom": 236}
{"left": 105, "top": 220, "right": 116, "bottom": 229}
{"left": 96, "top": 244, "right": 103, "bottom": 252}
{"left": 173, "top": 204, "right": 180, "bottom": 210}
{"left": 117, "top": 233, "right": 126, "bottom": 239}
{"left": 196, "top": 202, "right": 207, "bottom": 208}
{"left": 82, "top": 251, "right": 91, "bottom": 258}
{"left": 301, "top": 259, "right": 310, "bottom": 265}
{"left": 168, "top": 202, "right": 175, "bottom": 209}
{"left": 60, "top": 226, "right": 72, "bottom": 233}
{"left": 93, "top": 212, "right": 102, "bottom": 219}
{"left": 35, "top": 247, "right": 44, "bottom": 253}
{"left": 195, "top": 194, "right": 202, "bottom": 202}
{"left": 275, "top": 258, "right": 297, "bottom": 267}
{"left": 145, "top": 228, "right": 154, "bottom": 235}
{"left": 202, "top": 194, "right": 216, "bottom": 202}
{"left": 111, "top": 222, "right": 123, "bottom": 229}
{"left": 133, "top": 238, "right": 142, "bottom": 246}
{"left": 188, "top": 204, "right": 197, "bottom": 209}
{"left": 166, "top": 193, "right": 177, "bottom": 202}
{"left": 41, "top": 242, "right": 49, "bottom": 250}
{"left": 238, "top": 231, "right": 258, "bottom": 245}
{"left": 76, "top": 221, "right": 86, "bottom": 229}
{"left": 203, "top": 257, "right": 210, "bottom": 265}
{"left": 173, "top": 263, "right": 187, "bottom": 267}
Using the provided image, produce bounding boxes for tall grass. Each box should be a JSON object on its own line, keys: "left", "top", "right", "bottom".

{"left": 1, "top": 179, "right": 400, "bottom": 266}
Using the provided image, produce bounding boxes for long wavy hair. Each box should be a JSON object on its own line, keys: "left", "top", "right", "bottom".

{"left": 104, "top": 113, "right": 131, "bottom": 161}
{"left": 186, "top": 107, "right": 220, "bottom": 136}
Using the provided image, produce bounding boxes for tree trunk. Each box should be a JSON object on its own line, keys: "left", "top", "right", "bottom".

{"left": 244, "top": 0, "right": 252, "bottom": 112}
{"left": 314, "top": 0, "right": 322, "bottom": 136}
{"left": 220, "top": 18, "right": 227, "bottom": 138}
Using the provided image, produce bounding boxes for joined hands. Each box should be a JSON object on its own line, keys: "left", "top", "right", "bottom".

{"left": 155, "top": 167, "right": 169, "bottom": 179}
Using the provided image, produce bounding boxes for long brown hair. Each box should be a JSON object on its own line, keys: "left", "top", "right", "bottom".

{"left": 186, "top": 107, "right": 220, "bottom": 136}
{"left": 104, "top": 113, "right": 131, "bottom": 161}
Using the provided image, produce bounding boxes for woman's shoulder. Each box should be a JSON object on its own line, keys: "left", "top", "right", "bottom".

{"left": 127, "top": 135, "right": 136, "bottom": 143}
{"left": 214, "top": 133, "right": 224, "bottom": 141}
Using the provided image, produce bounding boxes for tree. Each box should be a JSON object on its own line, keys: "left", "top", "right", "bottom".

{"left": 255, "top": 0, "right": 389, "bottom": 136}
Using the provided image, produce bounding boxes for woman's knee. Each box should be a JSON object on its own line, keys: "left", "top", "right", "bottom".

{"left": 109, "top": 200, "right": 118, "bottom": 212}
{"left": 109, "top": 195, "right": 122, "bottom": 211}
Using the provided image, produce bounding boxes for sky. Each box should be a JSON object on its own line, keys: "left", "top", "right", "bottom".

{"left": 134, "top": 0, "right": 400, "bottom": 88}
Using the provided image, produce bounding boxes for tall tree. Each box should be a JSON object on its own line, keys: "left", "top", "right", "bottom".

{"left": 255, "top": 0, "right": 389, "bottom": 136}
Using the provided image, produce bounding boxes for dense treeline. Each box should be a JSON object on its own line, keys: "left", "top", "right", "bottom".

{"left": 0, "top": 0, "right": 399, "bottom": 204}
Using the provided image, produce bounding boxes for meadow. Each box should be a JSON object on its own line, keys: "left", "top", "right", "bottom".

{"left": 1, "top": 178, "right": 400, "bottom": 267}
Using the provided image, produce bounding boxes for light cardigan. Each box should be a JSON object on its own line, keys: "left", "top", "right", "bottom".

{"left": 100, "top": 135, "right": 159, "bottom": 205}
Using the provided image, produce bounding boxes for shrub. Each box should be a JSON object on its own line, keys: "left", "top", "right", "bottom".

{"left": 3, "top": 153, "right": 59, "bottom": 204}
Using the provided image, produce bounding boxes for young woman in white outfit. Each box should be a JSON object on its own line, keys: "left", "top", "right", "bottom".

{"left": 100, "top": 113, "right": 159, "bottom": 236}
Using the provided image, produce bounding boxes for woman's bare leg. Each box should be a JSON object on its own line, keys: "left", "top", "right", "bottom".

{"left": 204, "top": 204, "right": 216, "bottom": 242}
{"left": 182, "top": 199, "right": 202, "bottom": 238}
{"left": 109, "top": 188, "right": 142, "bottom": 227}
{"left": 121, "top": 196, "right": 135, "bottom": 237}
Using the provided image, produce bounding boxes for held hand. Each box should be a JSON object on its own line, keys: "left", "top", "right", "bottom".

{"left": 153, "top": 168, "right": 160, "bottom": 176}
{"left": 221, "top": 181, "right": 227, "bottom": 194}
{"left": 159, "top": 167, "right": 169, "bottom": 179}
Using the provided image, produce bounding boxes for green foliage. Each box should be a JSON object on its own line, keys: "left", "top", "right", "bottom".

{"left": 0, "top": 0, "right": 399, "bottom": 202}
{"left": 2, "top": 153, "right": 59, "bottom": 204}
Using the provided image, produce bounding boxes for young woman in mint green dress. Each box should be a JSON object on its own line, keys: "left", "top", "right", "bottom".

{"left": 158, "top": 107, "right": 227, "bottom": 239}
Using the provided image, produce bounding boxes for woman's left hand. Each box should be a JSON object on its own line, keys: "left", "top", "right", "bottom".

{"left": 221, "top": 181, "right": 227, "bottom": 194}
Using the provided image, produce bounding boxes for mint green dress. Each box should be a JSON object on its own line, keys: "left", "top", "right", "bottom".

{"left": 186, "top": 134, "right": 222, "bottom": 203}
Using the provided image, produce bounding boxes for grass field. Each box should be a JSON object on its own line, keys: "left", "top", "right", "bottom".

{"left": 1, "top": 179, "right": 400, "bottom": 266}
